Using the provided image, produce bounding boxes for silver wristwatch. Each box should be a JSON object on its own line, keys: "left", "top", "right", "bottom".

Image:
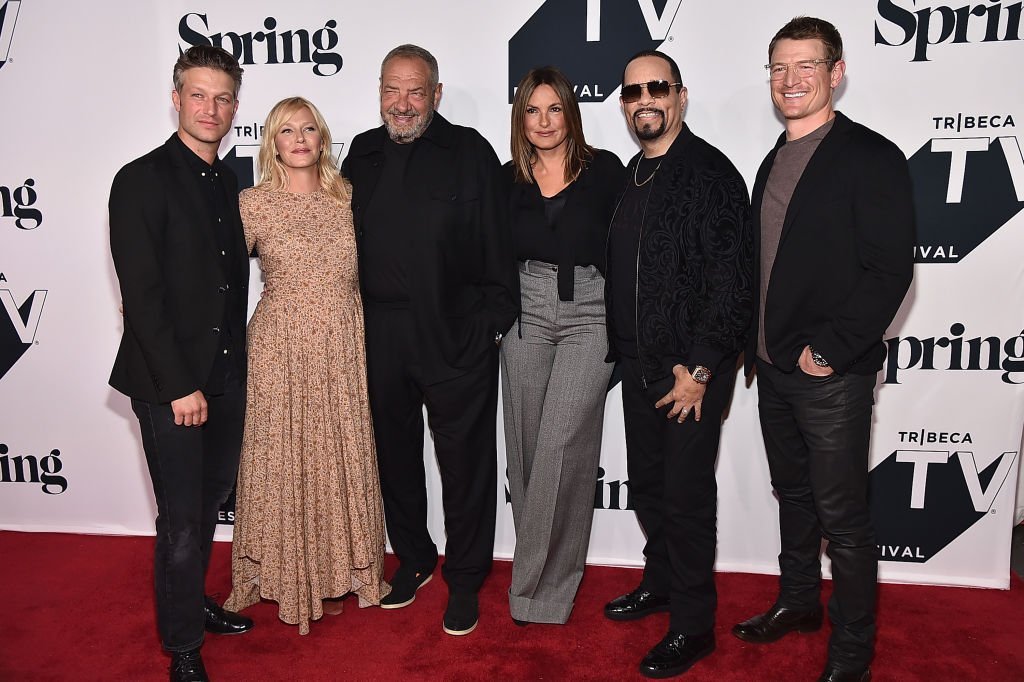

{"left": 690, "top": 365, "right": 712, "bottom": 385}
{"left": 808, "top": 346, "right": 830, "bottom": 368}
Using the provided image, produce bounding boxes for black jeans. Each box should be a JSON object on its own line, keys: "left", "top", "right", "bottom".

{"left": 365, "top": 307, "right": 498, "bottom": 594}
{"left": 756, "top": 359, "right": 877, "bottom": 671}
{"left": 131, "top": 381, "right": 245, "bottom": 652}
{"left": 620, "top": 355, "right": 736, "bottom": 635}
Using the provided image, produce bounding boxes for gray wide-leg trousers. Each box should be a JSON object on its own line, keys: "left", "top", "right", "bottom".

{"left": 500, "top": 261, "right": 613, "bottom": 623}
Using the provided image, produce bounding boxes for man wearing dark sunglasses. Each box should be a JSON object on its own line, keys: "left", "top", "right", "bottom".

{"left": 733, "top": 17, "right": 914, "bottom": 682}
{"left": 603, "top": 49, "right": 753, "bottom": 679}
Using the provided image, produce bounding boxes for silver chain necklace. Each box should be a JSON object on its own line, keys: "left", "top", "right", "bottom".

{"left": 633, "top": 159, "right": 661, "bottom": 187}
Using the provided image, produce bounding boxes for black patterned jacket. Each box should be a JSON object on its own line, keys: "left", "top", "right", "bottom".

{"left": 606, "top": 124, "right": 753, "bottom": 386}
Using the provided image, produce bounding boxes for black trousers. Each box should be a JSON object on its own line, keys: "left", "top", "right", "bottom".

{"left": 365, "top": 307, "right": 498, "bottom": 594}
{"left": 131, "top": 380, "right": 245, "bottom": 652}
{"left": 621, "top": 355, "right": 735, "bottom": 635}
{"left": 756, "top": 359, "right": 877, "bottom": 671}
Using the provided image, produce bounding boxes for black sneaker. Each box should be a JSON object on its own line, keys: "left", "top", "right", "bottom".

{"left": 380, "top": 565, "right": 433, "bottom": 609}
{"left": 443, "top": 593, "right": 479, "bottom": 636}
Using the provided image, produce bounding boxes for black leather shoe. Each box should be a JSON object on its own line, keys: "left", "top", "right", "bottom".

{"left": 818, "top": 665, "right": 871, "bottom": 682}
{"left": 204, "top": 596, "right": 253, "bottom": 635}
{"left": 380, "top": 564, "right": 434, "bottom": 609}
{"left": 639, "top": 630, "right": 715, "bottom": 678}
{"left": 604, "top": 586, "right": 670, "bottom": 621}
{"left": 731, "top": 603, "right": 823, "bottom": 643}
{"left": 443, "top": 593, "right": 479, "bottom": 636}
{"left": 170, "top": 649, "right": 208, "bottom": 682}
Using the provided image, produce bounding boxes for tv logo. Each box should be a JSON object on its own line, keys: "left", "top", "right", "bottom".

{"left": 0, "top": 0, "right": 21, "bottom": 71}
{"left": 222, "top": 140, "right": 344, "bottom": 190}
{"left": 508, "top": 0, "right": 683, "bottom": 103}
{"left": 908, "top": 115, "right": 1023, "bottom": 263}
{"left": 179, "top": 13, "right": 343, "bottom": 77}
{"left": 869, "top": 440, "right": 1018, "bottom": 562}
{"left": 875, "top": 0, "right": 1023, "bottom": 62}
{"left": 0, "top": 284, "right": 46, "bottom": 380}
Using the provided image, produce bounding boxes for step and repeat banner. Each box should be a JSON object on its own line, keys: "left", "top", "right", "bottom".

{"left": 1, "top": 0, "right": 1022, "bottom": 589}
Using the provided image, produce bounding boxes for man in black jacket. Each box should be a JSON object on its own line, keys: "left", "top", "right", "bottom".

{"left": 342, "top": 44, "right": 518, "bottom": 637}
{"left": 731, "top": 18, "right": 914, "bottom": 682}
{"left": 603, "top": 50, "right": 753, "bottom": 678}
{"left": 108, "top": 46, "right": 253, "bottom": 682}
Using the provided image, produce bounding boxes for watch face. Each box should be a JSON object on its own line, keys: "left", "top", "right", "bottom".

{"left": 692, "top": 366, "right": 711, "bottom": 384}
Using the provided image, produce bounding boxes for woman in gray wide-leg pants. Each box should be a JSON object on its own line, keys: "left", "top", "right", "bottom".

{"left": 502, "top": 262, "right": 614, "bottom": 622}
{"left": 502, "top": 67, "right": 625, "bottom": 624}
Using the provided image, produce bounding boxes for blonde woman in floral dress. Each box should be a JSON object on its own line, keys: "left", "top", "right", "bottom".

{"left": 225, "top": 97, "right": 389, "bottom": 634}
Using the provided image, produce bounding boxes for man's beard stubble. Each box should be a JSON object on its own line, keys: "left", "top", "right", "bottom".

{"left": 384, "top": 106, "right": 435, "bottom": 144}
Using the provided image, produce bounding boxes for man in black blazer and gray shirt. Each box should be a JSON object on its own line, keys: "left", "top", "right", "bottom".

{"left": 732, "top": 18, "right": 914, "bottom": 682}
{"left": 109, "top": 45, "right": 253, "bottom": 682}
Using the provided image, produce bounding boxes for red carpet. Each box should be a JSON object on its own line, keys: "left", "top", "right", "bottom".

{"left": 1, "top": 531, "right": 1022, "bottom": 680}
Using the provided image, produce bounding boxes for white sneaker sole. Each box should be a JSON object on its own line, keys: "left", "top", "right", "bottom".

{"left": 380, "top": 573, "right": 432, "bottom": 610}
{"left": 443, "top": 619, "right": 478, "bottom": 636}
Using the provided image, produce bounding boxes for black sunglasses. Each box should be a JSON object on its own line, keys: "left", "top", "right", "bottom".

{"left": 620, "top": 80, "right": 683, "bottom": 103}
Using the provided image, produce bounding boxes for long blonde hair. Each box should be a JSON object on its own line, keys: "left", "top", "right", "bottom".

{"left": 256, "top": 96, "right": 348, "bottom": 204}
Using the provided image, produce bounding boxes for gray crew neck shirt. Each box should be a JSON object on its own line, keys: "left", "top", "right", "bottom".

{"left": 757, "top": 117, "right": 835, "bottom": 364}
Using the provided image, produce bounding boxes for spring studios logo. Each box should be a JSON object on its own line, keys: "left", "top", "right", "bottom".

{"left": 869, "top": 430, "right": 1017, "bottom": 562}
{"left": 508, "top": 0, "right": 683, "bottom": 103}
{"left": 0, "top": 276, "right": 46, "bottom": 381}
{"left": 0, "top": 0, "right": 22, "bottom": 71}
{"left": 875, "top": 0, "right": 1022, "bottom": 62}
{"left": 178, "top": 12, "right": 342, "bottom": 77}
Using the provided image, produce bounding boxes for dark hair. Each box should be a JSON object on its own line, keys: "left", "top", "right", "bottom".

{"left": 621, "top": 50, "right": 682, "bottom": 87}
{"left": 510, "top": 67, "right": 593, "bottom": 184}
{"left": 173, "top": 45, "right": 243, "bottom": 98}
{"left": 381, "top": 44, "right": 440, "bottom": 91}
{"left": 769, "top": 16, "right": 843, "bottom": 64}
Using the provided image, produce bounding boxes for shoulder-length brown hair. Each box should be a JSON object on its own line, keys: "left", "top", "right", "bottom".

{"left": 256, "top": 96, "right": 348, "bottom": 204}
{"left": 510, "top": 67, "right": 593, "bottom": 184}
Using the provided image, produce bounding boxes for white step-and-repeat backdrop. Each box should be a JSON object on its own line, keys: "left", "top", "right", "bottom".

{"left": 2, "top": 0, "right": 1022, "bottom": 589}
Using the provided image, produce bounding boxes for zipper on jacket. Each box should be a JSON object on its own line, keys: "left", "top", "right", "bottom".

{"left": 635, "top": 190, "right": 650, "bottom": 390}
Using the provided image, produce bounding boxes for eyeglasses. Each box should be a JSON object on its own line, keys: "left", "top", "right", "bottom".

{"left": 620, "top": 80, "right": 683, "bottom": 103}
{"left": 764, "top": 59, "right": 833, "bottom": 81}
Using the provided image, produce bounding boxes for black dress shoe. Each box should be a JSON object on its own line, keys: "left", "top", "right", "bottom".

{"left": 818, "top": 665, "right": 871, "bottom": 681}
{"left": 204, "top": 596, "right": 253, "bottom": 635}
{"left": 170, "top": 649, "right": 208, "bottom": 682}
{"left": 604, "top": 586, "right": 670, "bottom": 621}
{"left": 639, "top": 630, "right": 715, "bottom": 678}
{"left": 731, "top": 603, "right": 823, "bottom": 643}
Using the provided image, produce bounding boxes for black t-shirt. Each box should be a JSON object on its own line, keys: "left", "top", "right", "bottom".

{"left": 362, "top": 138, "right": 416, "bottom": 303}
{"left": 609, "top": 155, "right": 661, "bottom": 358}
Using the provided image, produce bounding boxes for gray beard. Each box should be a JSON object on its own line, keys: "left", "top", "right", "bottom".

{"left": 385, "top": 107, "right": 434, "bottom": 144}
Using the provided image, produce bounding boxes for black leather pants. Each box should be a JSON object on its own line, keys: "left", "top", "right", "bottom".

{"left": 756, "top": 359, "right": 878, "bottom": 671}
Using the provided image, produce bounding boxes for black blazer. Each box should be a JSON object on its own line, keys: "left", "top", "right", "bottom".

{"left": 504, "top": 148, "right": 625, "bottom": 301}
{"left": 108, "top": 134, "right": 249, "bottom": 403}
{"left": 746, "top": 112, "right": 915, "bottom": 376}
{"left": 342, "top": 113, "right": 520, "bottom": 385}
